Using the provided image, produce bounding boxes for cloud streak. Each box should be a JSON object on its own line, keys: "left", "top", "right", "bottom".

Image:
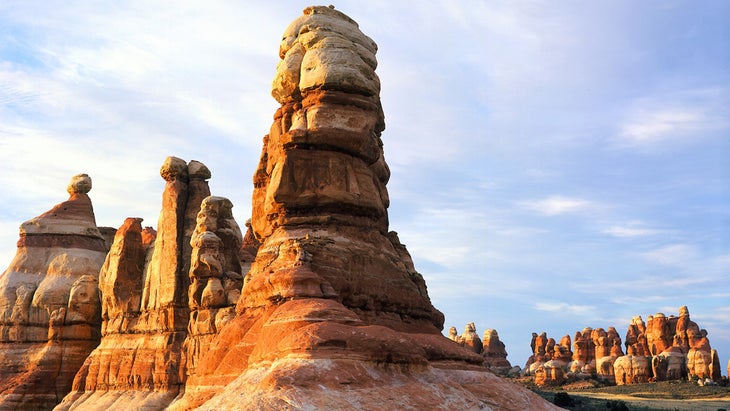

{"left": 518, "top": 195, "right": 593, "bottom": 216}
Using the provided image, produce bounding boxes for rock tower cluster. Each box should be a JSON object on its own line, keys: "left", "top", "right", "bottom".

{"left": 447, "top": 322, "right": 514, "bottom": 375}
{"left": 524, "top": 306, "right": 723, "bottom": 386}
{"left": 0, "top": 6, "right": 558, "bottom": 411}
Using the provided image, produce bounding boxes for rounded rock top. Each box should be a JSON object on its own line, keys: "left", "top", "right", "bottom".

{"left": 67, "top": 174, "right": 92, "bottom": 195}
{"left": 160, "top": 156, "right": 189, "bottom": 181}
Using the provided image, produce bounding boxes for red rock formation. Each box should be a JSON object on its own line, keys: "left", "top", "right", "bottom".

{"left": 0, "top": 174, "right": 109, "bottom": 410}
{"left": 482, "top": 329, "right": 512, "bottom": 374}
{"left": 168, "top": 6, "right": 555, "bottom": 410}
{"left": 557, "top": 334, "right": 573, "bottom": 362}
{"left": 624, "top": 315, "right": 650, "bottom": 356}
{"left": 57, "top": 158, "right": 209, "bottom": 410}
{"left": 183, "top": 195, "right": 243, "bottom": 377}
{"left": 646, "top": 313, "right": 673, "bottom": 355}
{"left": 447, "top": 326, "right": 459, "bottom": 342}
{"left": 614, "top": 347, "right": 652, "bottom": 385}
{"left": 50, "top": 7, "right": 558, "bottom": 410}
{"left": 653, "top": 340, "right": 686, "bottom": 381}
{"left": 569, "top": 327, "right": 595, "bottom": 373}
{"left": 535, "top": 360, "right": 565, "bottom": 386}
{"left": 458, "top": 322, "right": 483, "bottom": 353}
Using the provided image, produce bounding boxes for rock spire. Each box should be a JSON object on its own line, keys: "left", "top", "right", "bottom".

{"left": 0, "top": 174, "right": 109, "bottom": 410}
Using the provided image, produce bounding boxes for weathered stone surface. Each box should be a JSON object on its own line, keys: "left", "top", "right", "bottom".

{"left": 653, "top": 343, "right": 686, "bottom": 381}
{"left": 525, "top": 331, "right": 549, "bottom": 374}
{"left": 458, "top": 322, "right": 483, "bottom": 354}
{"left": 99, "top": 218, "right": 149, "bottom": 335}
{"left": 57, "top": 159, "right": 210, "bottom": 410}
{"left": 614, "top": 351, "right": 652, "bottom": 385}
{"left": 570, "top": 327, "right": 595, "bottom": 374}
{"left": 183, "top": 196, "right": 243, "bottom": 378}
{"left": 535, "top": 360, "right": 565, "bottom": 386}
{"left": 0, "top": 175, "right": 108, "bottom": 410}
{"left": 169, "top": 6, "right": 556, "bottom": 410}
{"left": 646, "top": 313, "right": 673, "bottom": 356}
{"left": 447, "top": 326, "right": 459, "bottom": 342}
{"left": 482, "top": 329, "right": 512, "bottom": 374}
{"left": 526, "top": 306, "right": 722, "bottom": 387}
{"left": 624, "top": 315, "right": 650, "bottom": 356}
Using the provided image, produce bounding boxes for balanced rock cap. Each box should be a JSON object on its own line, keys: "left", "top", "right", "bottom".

{"left": 67, "top": 173, "right": 92, "bottom": 195}
{"left": 160, "top": 156, "right": 189, "bottom": 181}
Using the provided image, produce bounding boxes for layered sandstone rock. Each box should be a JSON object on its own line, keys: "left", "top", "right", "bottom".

{"left": 47, "top": 6, "right": 557, "bottom": 410}
{"left": 526, "top": 306, "right": 722, "bottom": 387}
{"left": 624, "top": 315, "right": 651, "bottom": 356}
{"left": 57, "top": 158, "right": 209, "bottom": 410}
{"left": 445, "top": 323, "right": 512, "bottom": 375}
{"left": 652, "top": 341, "right": 686, "bottom": 382}
{"left": 168, "top": 6, "right": 553, "bottom": 410}
{"left": 525, "top": 331, "right": 549, "bottom": 374}
{"left": 593, "top": 327, "right": 622, "bottom": 383}
{"left": 482, "top": 329, "right": 512, "bottom": 374}
{"left": 183, "top": 195, "right": 243, "bottom": 377}
{"left": 614, "top": 348, "right": 652, "bottom": 385}
{"left": 458, "top": 322, "right": 483, "bottom": 353}
{"left": 0, "top": 175, "right": 109, "bottom": 410}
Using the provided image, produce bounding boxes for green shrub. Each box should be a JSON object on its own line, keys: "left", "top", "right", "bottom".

{"left": 605, "top": 399, "right": 629, "bottom": 411}
{"left": 552, "top": 391, "right": 574, "bottom": 407}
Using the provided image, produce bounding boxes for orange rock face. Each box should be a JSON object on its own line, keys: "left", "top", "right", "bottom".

{"left": 526, "top": 306, "right": 721, "bottom": 387}
{"left": 57, "top": 158, "right": 210, "bottom": 410}
{"left": 0, "top": 175, "right": 109, "bottom": 410}
{"left": 21, "top": 6, "right": 558, "bottom": 411}
{"left": 172, "top": 6, "right": 553, "bottom": 410}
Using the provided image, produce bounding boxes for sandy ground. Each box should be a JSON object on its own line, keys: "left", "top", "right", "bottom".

{"left": 570, "top": 391, "right": 730, "bottom": 411}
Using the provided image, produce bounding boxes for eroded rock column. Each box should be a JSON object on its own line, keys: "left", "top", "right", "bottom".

{"left": 0, "top": 174, "right": 109, "bottom": 411}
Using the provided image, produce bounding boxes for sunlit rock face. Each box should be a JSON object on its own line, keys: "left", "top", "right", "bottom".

{"left": 56, "top": 158, "right": 209, "bottom": 410}
{"left": 614, "top": 348, "right": 652, "bottom": 385}
{"left": 482, "top": 328, "right": 512, "bottom": 374}
{"left": 170, "top": 6, "right": 557, "bottom": 410}
{"left": 183, "top": 195, "right": 243, "bottom": 378}
{"left": 524, "top": 306, "right": 722, "bottom": 387}
{"left": 0, "top": 175, "right": 109, "bottom": 410}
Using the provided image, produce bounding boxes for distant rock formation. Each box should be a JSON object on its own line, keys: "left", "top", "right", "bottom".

{"left": 0, "top": 174, "right": 110, "bottom": 410}
{"left": 482, "top": 329, "right": 513, "bottom": 374}
{"left": 447, "top": 323, "right": 513, "bottom": 375}
{"left": 526, "top": 306, "right": 723, "bottom": 387}
{"left": 458, "top": 322, "right": 484, "bottom": 353}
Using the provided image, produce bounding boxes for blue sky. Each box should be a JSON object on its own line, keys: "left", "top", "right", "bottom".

{"left": 1, "top": 1, "right": 728, "bottom": 372}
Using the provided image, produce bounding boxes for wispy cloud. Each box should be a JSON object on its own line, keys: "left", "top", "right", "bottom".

{"left": 615, "top": 89, "right": 729, "bottom": 148}
{"left": 519, "top": 195, "right": 592, "bottom": 216}
{"left": 535, "top": 301, "right": 596, "bottom": 316}
{"left": 619, "top": 108, "right": 706, "bottom": 144}
{"left": 640, "top": 244, "right": 697, "bottom": 266}
{"left": 603, "top": 222, "right": 666, "bottom": 238}
{"left": 610, "top": 295, "right": 669, "bottom": 305}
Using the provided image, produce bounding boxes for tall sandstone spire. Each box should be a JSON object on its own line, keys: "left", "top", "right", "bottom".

{"left": 172, "top": 6, "right": 556, "bottom": 410}
{"left": 57, "top": 158, "right": 209, "bottom": 410}
{"left": 49, "top": 6, "right": 557, "bottom": 410}
{"left": 0, "top": 174, "right": 109, "bottom": 410}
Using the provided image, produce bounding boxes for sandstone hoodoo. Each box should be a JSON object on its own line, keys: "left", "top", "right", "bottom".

{"left": 448, "top": 323, "right": 514, "bottom": 376}
{"left": 171, "top": 6, "right": 554, "bottom": 409}
{"left": 0, "top": 174, "right": 110, "bottom": 410}
{"left": 2, "top": 6, "right": 561, "bottom": 411}
{"left": 524, "top": 306, "right": 723, "bottom": 387}
{"left": 57, "top": 157, "right": 209, "bottom": 410}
